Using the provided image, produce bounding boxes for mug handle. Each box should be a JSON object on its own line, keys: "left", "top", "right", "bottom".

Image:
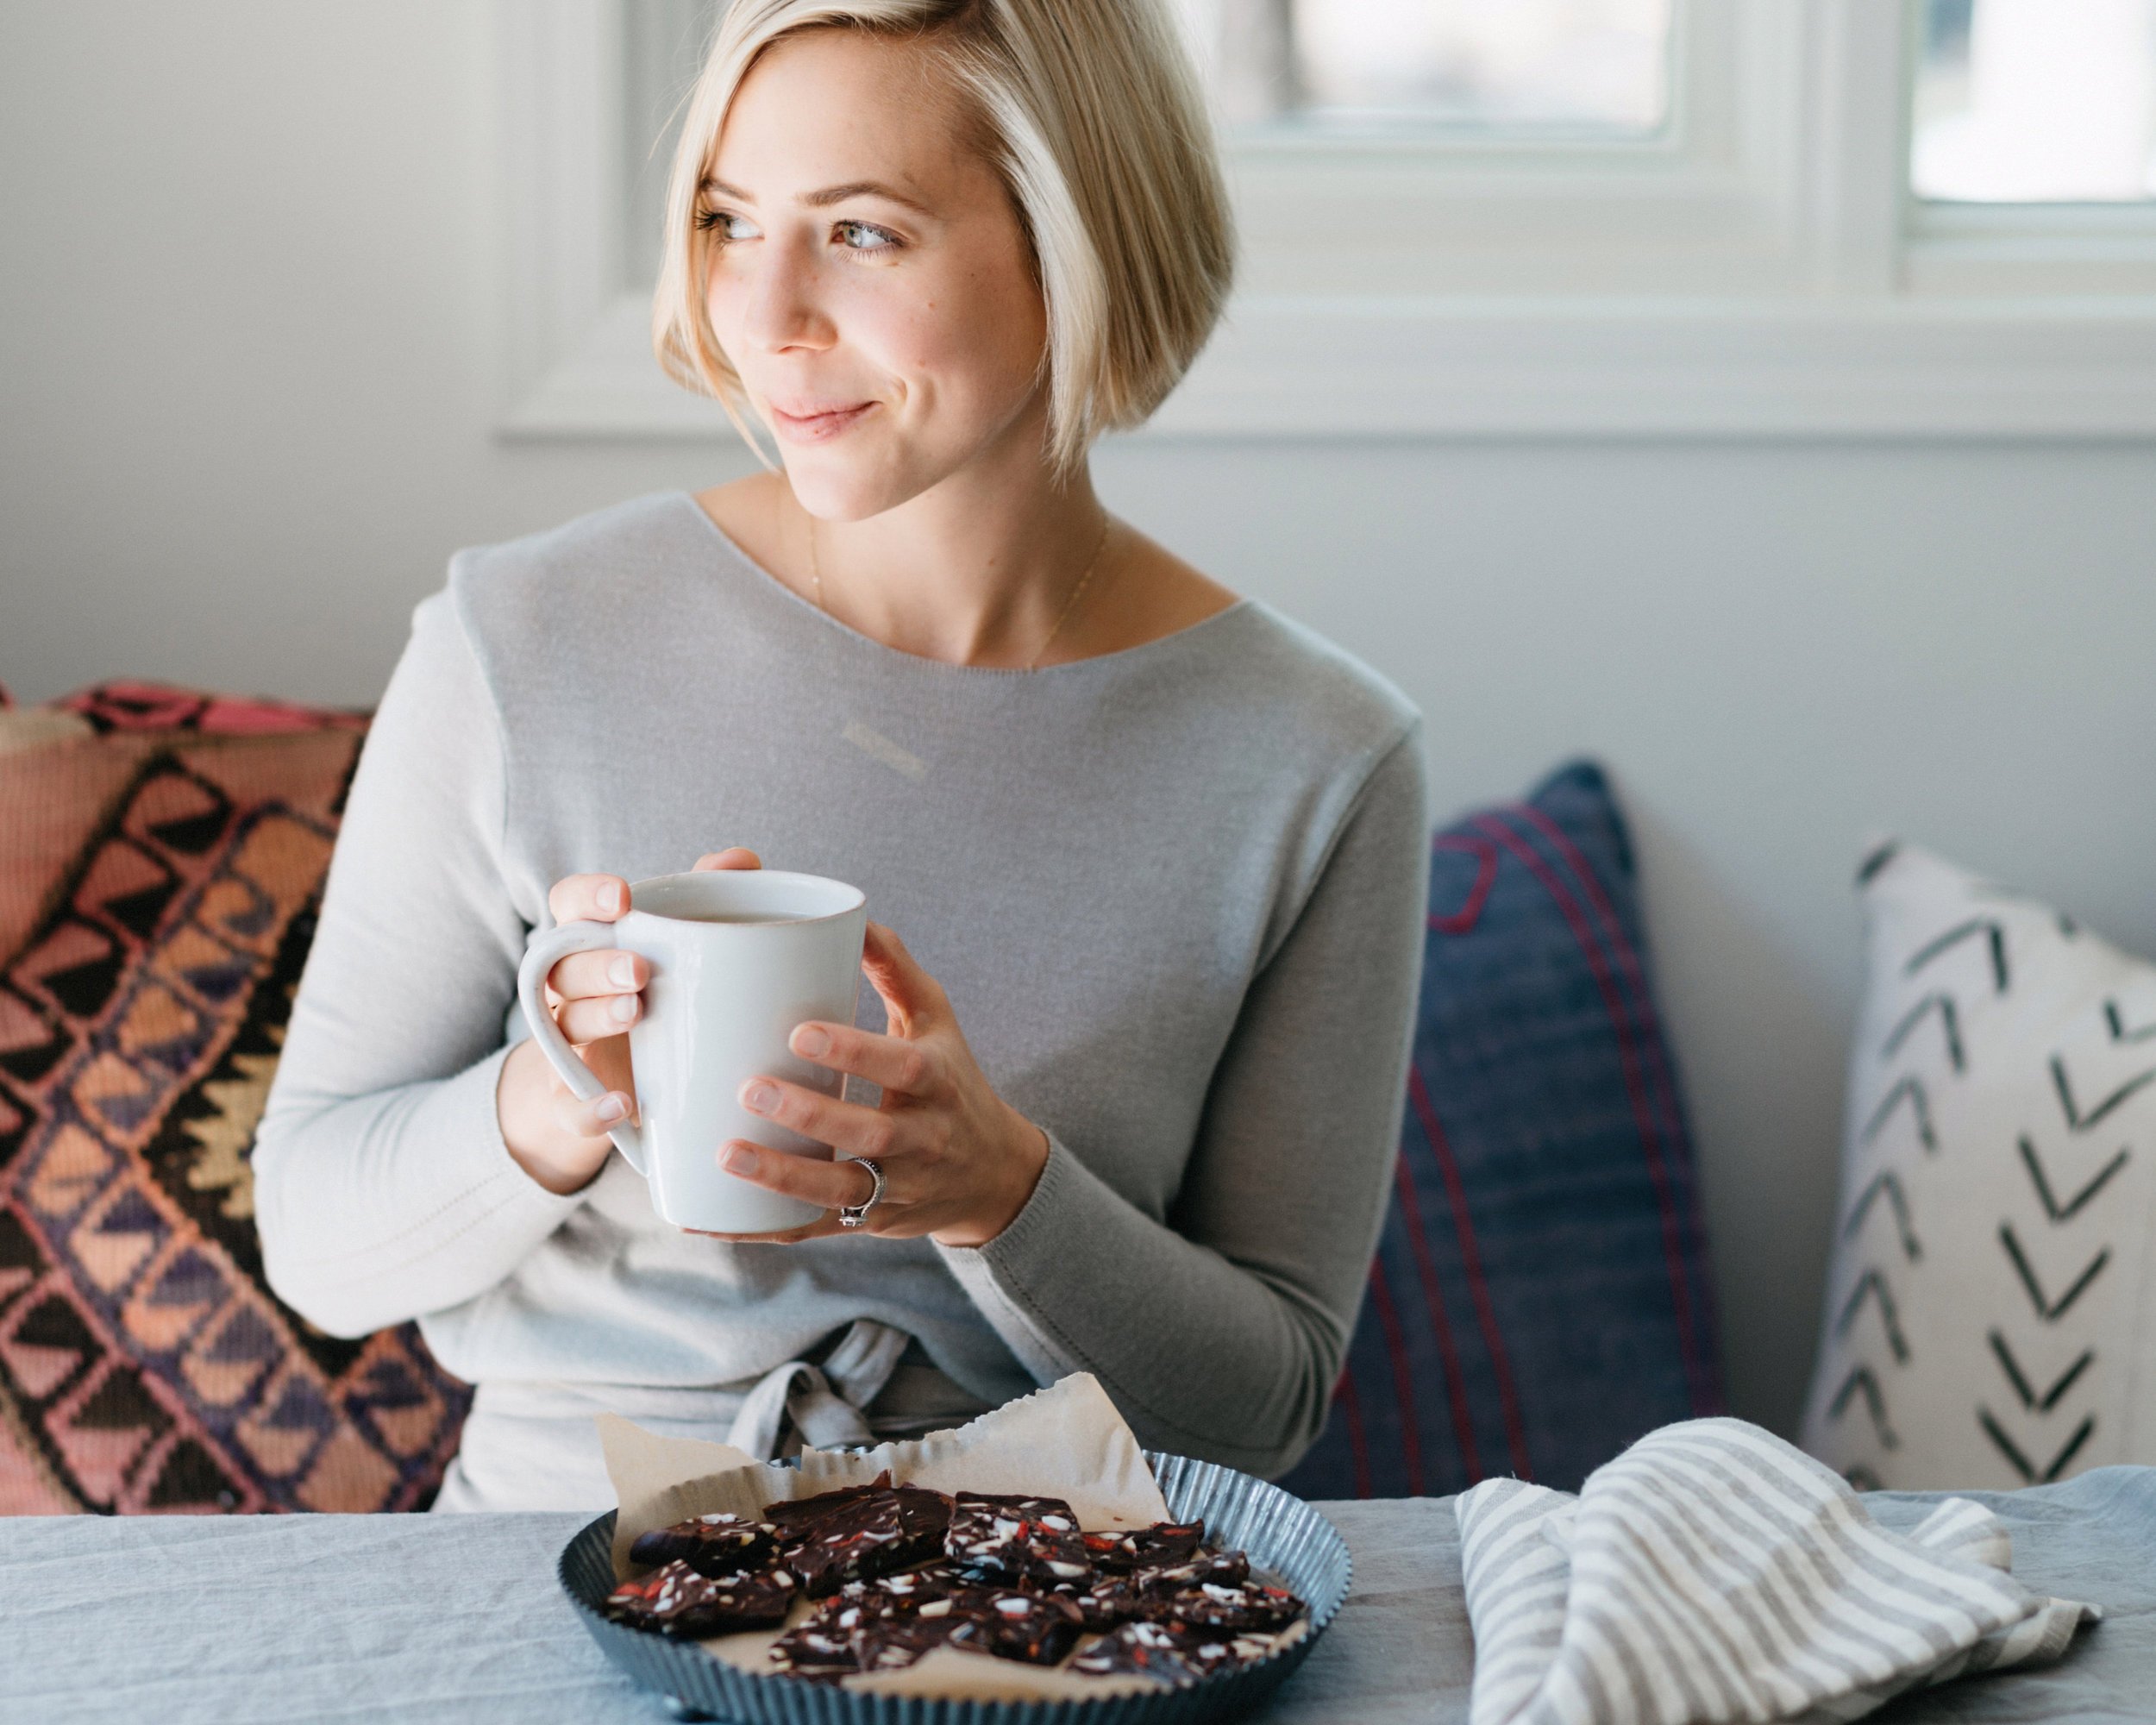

{"left": 515, "top": 919, "right": 649, "bottom": 1176}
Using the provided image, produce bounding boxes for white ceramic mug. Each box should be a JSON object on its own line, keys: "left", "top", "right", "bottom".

{"left": 515, "top": 869, "right": 868, "bottom": 1233}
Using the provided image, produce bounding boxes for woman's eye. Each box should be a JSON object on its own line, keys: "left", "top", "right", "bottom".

{"left": 835, "top": 221, "right": 900, "bottom": 253}
{"left": 696, "top": 210, "right": 758, "bottom": 242}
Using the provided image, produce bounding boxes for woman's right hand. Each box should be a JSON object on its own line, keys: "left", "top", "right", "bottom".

{"left": 497, "top": 848, "right": 763, "bottom": 1194}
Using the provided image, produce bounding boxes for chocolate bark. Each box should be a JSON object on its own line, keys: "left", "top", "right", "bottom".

{"left": 603, "top": 1559, "right": 796, "bottom": 1639}
{"left": 628, "top": 1511, "right": 780, "bottom": 1578}
{"left": 1148, "top": 1578, "right": 1305, "bottom": 1635}
{"left": 781, "top": 1485, "right": 954, "bottom": 1596}
{"left": 943, "top": 1590, "right": 1087, "bottom": 1665}
{"left": 1080, "top": 1520, "right": 1206, "bottom": 1575}
{"left": 945, "top": 1492, "right": 1090, "bottom": 1586}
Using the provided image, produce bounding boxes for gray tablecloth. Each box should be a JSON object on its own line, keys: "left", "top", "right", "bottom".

{"left": 2, "top": 1471, "right": 2149, "bottom": 1724}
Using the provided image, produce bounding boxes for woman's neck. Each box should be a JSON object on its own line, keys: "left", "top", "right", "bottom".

{"left": 788, "top": 461, "right": 1111, "bottom": 670}
{"left": 694, "top": 442, "right": 1240, "bottom": 673}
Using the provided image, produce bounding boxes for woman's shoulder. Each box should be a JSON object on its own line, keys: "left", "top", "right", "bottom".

{"left": 1100, "top": 530, "right": 1418, "bottom": 775}
{"left": 442, "top": 492, "right": 710, "bottom": 624}
{"left": 1160, "top": 594, "right": 1422, "bottom": 787}
{"left": 1232, "top": 602, "right": 1417, "bottom": 731}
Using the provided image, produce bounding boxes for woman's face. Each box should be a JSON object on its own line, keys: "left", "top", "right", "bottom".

{"left": 700, "top": 29, "right": 1050, "bottom": 521}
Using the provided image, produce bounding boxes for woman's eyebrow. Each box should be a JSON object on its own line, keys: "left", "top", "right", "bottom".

{"left": 705, "top": 175, "right": 933, "bottom": 216}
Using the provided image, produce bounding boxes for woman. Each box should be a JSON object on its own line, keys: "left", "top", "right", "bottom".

{"left": 254, "top": 0, "right": 1429, "bottom": 1512}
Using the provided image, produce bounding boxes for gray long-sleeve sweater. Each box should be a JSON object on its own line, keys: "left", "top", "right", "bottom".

{"left": 253, "top": 491, "right": 1429, "bottom": 1492}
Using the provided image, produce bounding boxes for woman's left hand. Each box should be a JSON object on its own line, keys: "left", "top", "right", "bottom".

{"left": 699, "top": 921, "right": 1049, "bottom": 1248}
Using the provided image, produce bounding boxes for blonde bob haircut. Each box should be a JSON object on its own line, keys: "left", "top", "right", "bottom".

{"left": 650, "top": 0, "right": 1234, "bottom": 475}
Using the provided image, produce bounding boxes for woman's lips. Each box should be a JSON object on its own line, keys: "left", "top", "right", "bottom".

{"left": 767, "top": 400, "right": 876, "bottom": 444}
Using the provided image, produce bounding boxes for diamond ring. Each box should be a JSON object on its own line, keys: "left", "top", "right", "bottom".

{"left": 837, "top": 1157, "right": 885, "bottom": 1229}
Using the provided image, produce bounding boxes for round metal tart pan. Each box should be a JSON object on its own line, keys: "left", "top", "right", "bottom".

{"left": 557, "top": 1449, "right": 1352, "bottom": 1723}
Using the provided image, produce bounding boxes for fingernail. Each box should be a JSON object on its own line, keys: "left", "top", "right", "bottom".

{"left": 608, "top": 954, "right": 636, "bottom": 988}
{"left": 721, "top": 1143, "right": 757, "bottom": 1175}
{"left": 599, "top": 881, "right": 624, "bottom": 914}
{"left": 742, "top": 1082, "right": 776, "bottom": 1113}
{"left": 793, "top": 1026, "right": 830, "bottom": 1058}
{"left": 611, "top": 994, "right": 637, "bottom": 1024}
{"left": 595, "top": 1093, "right": 627, "bottom": 1124}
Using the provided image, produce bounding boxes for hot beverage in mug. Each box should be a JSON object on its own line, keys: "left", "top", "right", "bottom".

{"left": 515, "top": 870, "right": 868, "bottom": 1233}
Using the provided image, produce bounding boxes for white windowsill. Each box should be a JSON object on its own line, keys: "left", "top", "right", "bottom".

{"left": 499, "top": 288, "right": 2156, "bottom": 442}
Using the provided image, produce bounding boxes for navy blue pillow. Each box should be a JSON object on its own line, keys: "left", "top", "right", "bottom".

{"left": 1280, "top": 761, "right": 1724, "bottom": 1498}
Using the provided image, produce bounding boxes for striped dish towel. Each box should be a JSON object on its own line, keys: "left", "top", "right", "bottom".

{"left": 1455, "top": 1418, "right": 2098, "bottom": 1725}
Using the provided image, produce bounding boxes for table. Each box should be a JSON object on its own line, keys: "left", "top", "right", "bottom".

{"left": 2, "top": 1476, "right": 2149, "bottom": 1724}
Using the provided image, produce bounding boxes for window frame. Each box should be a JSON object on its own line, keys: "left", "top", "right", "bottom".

{"left": 495, "top": 0, "right": 2156, "bottom": 442}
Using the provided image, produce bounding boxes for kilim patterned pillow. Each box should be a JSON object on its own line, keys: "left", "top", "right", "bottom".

{"left": 0, "top": 681, "right": 473, "bottom": 1513}
{"left": 1279, "top": 761, "right": 1725, "bottom": 1499}
{"left": 1802, "top": 843, "right": 2156, "bottom": 1490}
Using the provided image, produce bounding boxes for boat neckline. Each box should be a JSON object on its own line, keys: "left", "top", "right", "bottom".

{"left": 673, "top": 490, "right": 1254, "bottom": 680}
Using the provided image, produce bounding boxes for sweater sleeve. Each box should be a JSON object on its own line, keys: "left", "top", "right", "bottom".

{"left": 253, "top": 580, "right": 582, "bottom": 1339}
{"left": 937, "top": 727, "right": 1431, "bottom": 1477}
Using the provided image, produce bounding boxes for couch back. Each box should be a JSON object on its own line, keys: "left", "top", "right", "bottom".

{"left": 0, "top": 683, "right": 469, "bottom": 1512}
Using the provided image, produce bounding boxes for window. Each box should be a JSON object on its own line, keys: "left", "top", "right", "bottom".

{"left": 497, "top": 0, "right": 2156, "bottom": 442}
{"left": 1912, "top": 0, "right": 2156, "bottom": 204}
{"left": 1184, "top": 0, "right": 1674, "bottom": 135}
{"left": 624, "top": 0, "right": 717, "bottom": 292}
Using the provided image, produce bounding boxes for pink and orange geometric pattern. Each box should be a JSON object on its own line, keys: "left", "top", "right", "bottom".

{"left": 0, "top": 684, "right": 470, "bottom": 1514}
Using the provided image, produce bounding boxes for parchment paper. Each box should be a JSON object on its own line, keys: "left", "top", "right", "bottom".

{"left": 596, "top": 1371, "right": 1181, "bottom": 1698}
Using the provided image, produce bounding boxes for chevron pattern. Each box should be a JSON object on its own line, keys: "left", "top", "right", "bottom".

{"left": 1803, "top": 844, "right": 2156, "bottom": 1491}
{"left": 0, "top": 692, "right": 469, "bottom": 1514}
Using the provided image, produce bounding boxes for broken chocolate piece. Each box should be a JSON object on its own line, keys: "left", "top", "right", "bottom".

{"left": 944, "top": 1590, "right": 1087, "bottom": 1665}
{"left": 945, "top": 1492, "right": 1091, "bottom": 1586}
{"left": 1070, "top": 1618, "right": 1286, "bottom": 1682}
{"left": 836, "top": 1561, "right": 970, "bottom": 1619}
{"left": 851, "top": 1613, "right": 965, "bottom": 1672}
{"left": 1061, "top": 1536, "right": 1246, "bottom": 1632}
{"left": 764, "top": 1569, "right": 992, "bottom": 1684}
{"left": 1058, "top": 1572, "right": 1147, "bottom": 1632}
{"left": 603, "top": 1559, "right": 796, "bottom": 1639}
{"left": 1138, "top": 1547, "right": 1249, "bottom": 1595}
{"left": 1182, "top": 1628, "right": 1291, "bottom": 1673}
{"left": 761, "top": 1471, "right": 893, "bottom": 1536}
{"left": 1148, "top": 1578, "right": 1305, "bottom": 1635}
{"left": 768, "top": 1616, "right": 861, "bottom": 1683}
{"left": 628, "top": 1511, "right": 780, "bottom": 1577}
{"left": 1081, "top": 1520, "right": 1206, "bottom": 1575}
{"left": 1069, "top": 1619, "right": 1206, "bottom": 1684}
{"left": 781, "top": 1484, "right": 955, "bottom": 1596}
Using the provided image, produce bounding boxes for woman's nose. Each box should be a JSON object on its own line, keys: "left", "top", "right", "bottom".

{"left": 738, "top": 237, "right": 835, "bottom": 354}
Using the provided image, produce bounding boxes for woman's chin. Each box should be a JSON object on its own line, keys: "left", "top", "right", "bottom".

{"left": 782, "top": 455, "right": 931, "bottom": 525}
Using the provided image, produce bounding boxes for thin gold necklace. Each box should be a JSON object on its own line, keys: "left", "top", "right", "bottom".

{"left": 806, "top": 508, "right": 1115, "bottom": 672}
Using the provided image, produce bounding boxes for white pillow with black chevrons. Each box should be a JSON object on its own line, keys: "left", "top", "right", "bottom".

{"left": 1802, "top": 841, "right": 2156, "bottom": 1490}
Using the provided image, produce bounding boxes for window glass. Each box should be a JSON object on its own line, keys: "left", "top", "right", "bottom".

{"left": 1182, "top": 0, "right": 1671, "bottom": 133}
{"left": 1912, "top": 0, "right": 2156, "bottom": 202}
{"left": 624, "top": 0, "right": 712, "bottom": 289}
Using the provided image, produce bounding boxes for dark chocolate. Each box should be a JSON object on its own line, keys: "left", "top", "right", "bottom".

{"left": 850, "top": 1613, "right": 964, "bottom": 1672}
{"left": 1068, "top": 1618, "right": 1206, "bottom": 1684}
{"left": 1081, "top": 1520, "right": 1206, "bottom": 1575}
{"left": 1058, "top": 1573, "right": 1146, "bottom": 1632}
{"left": 945, "top": 1492, "right": 1091, "bottom": 1586}
{"left": 834, "top": 1561, "right": 970, "bottom": 1619}
{"left": 1069, "top": 1617, "right": 1287, "bottom": 1683}
{"left": 761, "top": 1471, "right": 893, "bottom": 1536}
{"left": 944, "top": 1589, "right": 1087, "bottom": 1665}
{"left": 603, "top": 1559, "right": 796, "bottom": 1639}
{"left": 1136, "top": 1547, "right": 1249, "bottom": 1595}
{"left": 1148, "top": 1578, "right": 1305, "bottom": 1635}
{"left": 781, "top": 1484, "right": 955, "bottom": 1596}
{"left": 628, "top": 1510, "right": 780, "bottom": 1577}
{"left": 768, "top": 1618, "right": 859, "bottom": 1683}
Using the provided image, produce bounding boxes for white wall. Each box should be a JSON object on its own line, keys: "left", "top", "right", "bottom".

{"left": 5, "top": 3, "right": 2153, "bottom": 1438}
